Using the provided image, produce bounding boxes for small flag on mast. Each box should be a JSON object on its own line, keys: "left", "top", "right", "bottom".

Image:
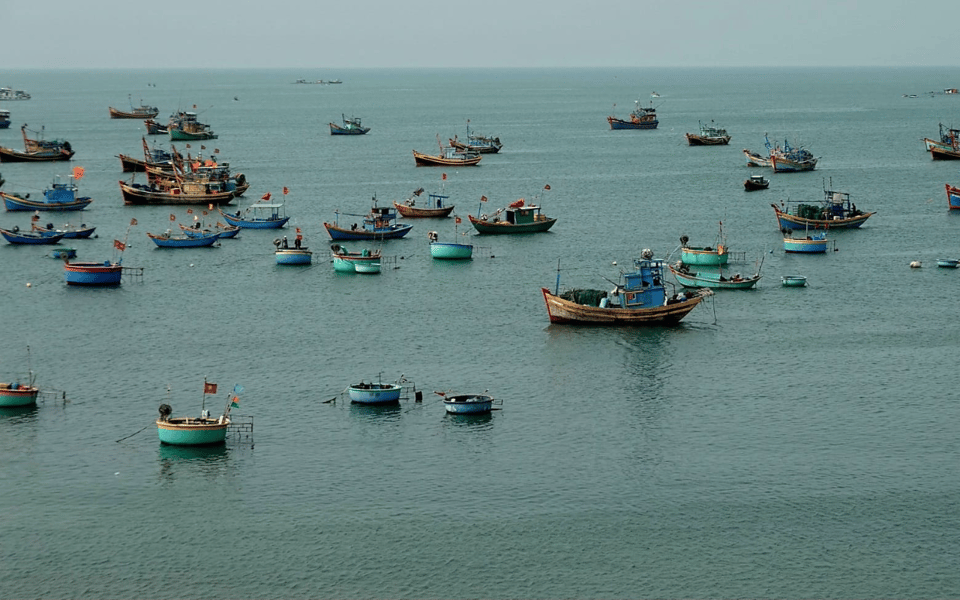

{"left": 130, "top": 218, "right": 138, "bottom": 226}
{"left": 169, "top": 214, "right": 176, "bottom": 221}
{"left": 114, "top": 240, "right": 126, "bottom": 251}
{"left": 480, "top": 195, "right": 488, "bottom": 202}
{"left": 261, "top": 192, "right": 272, "bottom": 202}
{"left": 282, "top": 186, "right": 289, "bottom": 195}
{"left": 72, "top": 166, "right": 85, "bottom": 180}
{"left": 204, "top": 382, "right": 218, "bottom": 395}
{"left": 230, "top": 396, "right": 240, "bottom": 408}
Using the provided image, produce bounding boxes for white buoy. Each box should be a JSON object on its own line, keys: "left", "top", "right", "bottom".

{"left": 910, "top": 261, "right": 922, "bottom": 269}
{"left": 26, "top": 282, "right": 32, "bottom": 287}
{"left": 612, "top": 261, "right": 617, "bottom": 266}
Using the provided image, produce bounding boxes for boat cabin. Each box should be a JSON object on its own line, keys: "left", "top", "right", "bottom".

{"left": 44, "top": 178, "right": 79, "bottom": 204}
{"left": 617, "top": 256, "right": 667, "bottom": 308}
{"left": 505, "top": 205, "right": 544, "bottom": 225}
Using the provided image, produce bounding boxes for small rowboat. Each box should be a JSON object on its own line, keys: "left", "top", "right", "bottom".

{"left": 64, "top": 261, "right": 123, "bottom": 286}
{"left": 442, "top": 393, "right": 498, "bottom": 414}
{"left": 0, "top": 381, "right": 39, "bottom": 408}
{"left": 146, "top": 230, "right": 220, "bottom": 248}
{"left": 1, "top": 227, "right": 65, "bottom": 244}
{"left": 781, "top": 275, "right": 808, "bottom": 287}
{"left": 348, "top": 381, "right": 402, "bottom": 404}
{"left": 936, "top": 259, "right": 960, "bottom": 268}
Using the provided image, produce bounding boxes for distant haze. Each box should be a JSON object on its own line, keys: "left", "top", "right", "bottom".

{"left": 6, "top": 0, "right": 958, "bottom": 69}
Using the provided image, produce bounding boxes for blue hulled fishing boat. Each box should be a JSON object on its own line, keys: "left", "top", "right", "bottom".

{"left": 324, "top": 200, "right": 413, "bottom": 240}
{"left": 2, "top": 171, "right": 92, "bottom": 211}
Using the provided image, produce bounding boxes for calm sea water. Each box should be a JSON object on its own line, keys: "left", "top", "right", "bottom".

{"left": 2, "top": 67, "right": 960, "bottom": 599}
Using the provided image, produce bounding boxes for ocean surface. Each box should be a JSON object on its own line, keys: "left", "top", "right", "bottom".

{"left": 2, "top": 67, "right": 960, "bottom": 599}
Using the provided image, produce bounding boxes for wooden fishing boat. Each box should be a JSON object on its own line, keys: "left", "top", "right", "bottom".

{"left": 930, "top": 145, "right": 960, "bottom": 160}
{"left": 685, "top": 120, "right": 731, "bottom": 145}
{"left": 331, "top": 243, "right": 382, "bottom": 273}
{"left": 0, "top": 125, "right": 74, "bottom": 162}
{"left": 324, "top": 202, "right": 413, "bottom": 240}
{"left": 2, "top": 177, "right": 93, "bottom": 211}
{"left": 607, "top": 98, "right": 659, "bottom": 130}
{"left": 743, "top": 149, "right": 772, "bottom": 167}
{"left": 783, "top": 232, "right": 828, "bottom": 253}
{"left": 220, "top": 202, "right": 290, "bottom": 229}
{"left": 743, "top": 174, "right": 769, "bottom": 191}
{"left": 108, "top": 98, "right": 159, "bottom": 119}
{"left": 669, "top": 263, "right": 761, "bottom": 290}
{"left": 413, "top": 146, "right": 482, "bottom": 167}
{"left": 771, "top": 151, "right": 818, "bottom": 172}
{"left": 0, "top": 380, "right": 39, "bottom": 408}
{"left": 119, "top": 177, "right": 235, "bottom": 206}
{"left": 118, "top": 138, "right": 178, "bottom": 172}
{"left": 428, "top": 227, "right": 472, "bottom": 260}
{"left": 923, "top": 123, "right": 960, "bottom": 153}
{"left": 329, "top": 114, "right": 370, "bottom": 135}
{"left": 0, "top": 109, "right": 10, "bottom": 129}
{"left": 179, "top": 222, "right": 240, "bottom": 239}
{"left": 146, "top": 230, "right": 220, "bottom": 248}
{"left": 441, "top": 392, "right": 498, "bottom": 414}
{"left": 0, "top": 87, "right": 30, "bottom": 101}
{"left": 32, "top": 222, "right": 96, "bottom": 239}
{"left": 468, "top": 196, "right": 556, "bottom": 234}
{"left": 156, "top": 380, "right": 240, "bottom": 445}
{"left": 542, "top": 250, "right": 711, "bottom": 325}
{"left": 394, "top": 180, "right": 455, "bottom": 218}
{"left": 144, "top": 119, "right": 168, "bottom": 135}
{"left": 0, "top": 227, "right": 65, "bottom": 244}
{"left": 448, "top": 121, "right": 502, "bottom": 153}
{"left": 781, "top": 275, "right": 808, "bottom": 287}
{"left": 168, "top": 111, "right": 217, "bottom": 141}
{"left": 771, "top": 188, "right": 874, "bottom": 230}
{"left": 64, "top": 260, "right": 123, "bottom": 286}
{"left": 348, "top": 380, "right": 402, "bottom": 404}
{"left": 946, "top": 184, "right": 960, "bottom": 210}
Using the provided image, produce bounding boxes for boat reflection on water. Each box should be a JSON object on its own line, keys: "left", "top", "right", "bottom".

{"left": 348, "top": 401, "right": 402, "bottom": 422}
{"left": 157, "top": 444, "right": 230, "bottom": 482}
{"left": 0, "top": 404, "right": 39, "bottom": 421}
{"left": 443, "top": 411, "right": 494, "bottom": 428}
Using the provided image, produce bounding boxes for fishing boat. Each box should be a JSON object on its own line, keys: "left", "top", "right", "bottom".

{"left": 119, "top": 175, "right": 236, "bottom": 206}
{"left": 468, "top": 190, "right": 556, "bottom": 234}
{"left": 441, "top": 392, "right": 498, "bottom": 414}
{"left": 685, "top": 120, "right": 731, "bottom": 145}
{"left": 428, "top": 225, "right": 473, "bottom": 260}
{"left": 0, "top": 227, "right": 65, "bottom": 244}
{"left": 2, "top": 178, "right": 93, "bottom": 212}
{"left": 329, "top": 114, "right": 370, "bottom": 135}
{"left": 220, "top": 202, "right": 290, "bottom": 229}
{"left": 50, "top": 247, "right": 77, "bottom": 259}
{"left": 669, "top": 263, "right": 761, "bottom": 290}
{"left": 331, "top": 243, "right": 382, "bottom": 273}
{"left": 743, "top": 149, "right": 772, "bottom": 168}
{"left": 348, "top": 378, "right": 402, "bottom": 404}
{"left": 179, "top": 222, "right": 240, "bottom": 239}
{"left": 413, "top": 146, "right": 482, "bottom": 167}
{"left": 783, "top": 231, "right": 828, "bottom": 253}
{"left": 0, "top": 109, "right": 10, "bottom": 129}
{"left": 771, "top": 150, "right": 818, "bottom": 172}
{"left": 117, "top": 138, "right": 178, "bottom": 172}
{"left": 394, "top": 178, "right": 455, "bottom": 218}
{"left": 0, "top": 125, "right": 74, "bottom": 162}
{"left": 0, "top": 88, "right": 30, "bottom": 101}
{"left": 743, "top": 174, "right": 769, "bottom": 191}
{"left": 64, "top": 260, "right": 124, "bottom": 285}
{"left": 607, "top": 98, "right": 659, "bottom": 130}
{"left": 274, "top": 229, "right": 311, "bottom": 265}
{"left": 923, "top": 123, "right": 960, "bottom": 153}
{"left": 771, "top": 187, "right": 874, "bottom": 230}
{"left": 147, "top": 229, "right": 219, "bottom": 248}
{"left": 679, "top": 228, "right": 729, "bottom": 266}
{"left": 32, "top": 222, "right": 96, "bottom": 239}
{"left": 541, "top": 249, "right": 711, "bottom": 325}
{"left": 156, "top": 380, "right": 240, "bottom": 446}
{"left": 930, "top": 145, "right": 960, "bottom": 160}
{"left": 448, "top": 120, "right": 502, "bottom": 153}
{"left": 946, "top": 184, "right": 960, "bottom": 209}
{"left": 168, "top": 111, "right": 217, "bottom": 141}
{"left": 0, "top": 379, "right": 39, "bottom": 408}
{"left": 324, "top": 200, "right": 413, "bottom": 240}
{"left": 781, "top": 275, "right": 808, "bottom": 287}
{"left": 144, "top": 119, "right": 168, "bottom": 135}
{"left": 109, "top": 97, "right": 159, "bottom": 119}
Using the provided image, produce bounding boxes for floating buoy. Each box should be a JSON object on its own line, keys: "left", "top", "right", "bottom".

{"left": 25, "top": 282, "right": 32, "bottom": 288}
{"left": 910, "top": 261, "right": 922, "bottom": 269}
{"left": 189, "top": 263, "right": 195, "bottom": 267}
{"left": 612, "top": 261, "right": 617, "bottom": 266}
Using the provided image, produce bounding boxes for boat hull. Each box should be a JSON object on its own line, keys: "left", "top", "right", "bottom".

{"left": 1, "top": 229, "right": 65, "bottom": 244}
{"left": 743, "top": 178, "right": 769, "bottom": 191}
{"left": 937, "top": 259, "right": 960, "bottom": 268}
{"left": 772, "top": 204, "right": 874, "bottom": 230}
{"left": 781, "top": 276, "right": 808, "bottom": 287}
{"left": 541, "top": 287, "right": 707, "bottom": 325}
{"left": 443, "top": 394, "right": 494, "bottom": 414}
{"left": 169, "top": 129, "right": 218, "bottom": 141}
{"left": 220, "top": 210, "right": 290, "bottom": 229}
{"left": 2, "top": 191, "right": 92, "bottom": 211}
{"left": 120, "top": 181, "right": 235, "bottom": 206}
{"left": 64, "top": 262, "right": 123, "bottom": 286}
{"left": 156, "top": 418, "right": 229, "bottom": 445}
{"left": 147, "top": 232, "right": 219, "bottom": 248}
{"left": 930, "top": 146, "right": 960, "bottom": 160}
{"left": 607, "top": 116, "right": 658, "bottom": 130}
{"left": 743, "top": 149, "right": 772, "bottom": 167}
{"left": 468, "top": 215, "right": 556, "bottom": 234}
{"left": 686, "top": 133, "right": 731, "bottom": 145}
{"left": 947, "top": 184, "right": 960, "bottom": 209}
{"left": 680, "top": 247, "right": 728, "bottom": 266}
{"left": 348, "top": 384, "right": 401, "bottom": 404}
{"left": 0, "top": 386, "right": 39, "bottom": 407}
{"left": 771, "top": 154, "right": 818, "bottom": 172}
{"left": 276, "top": 249, "right": 312, "bottom": 265}
{"left": 0, "top": 146, "right": 75, "bottom": 162}
{"left": 669, "top": 266, "right": 760, "bottom": 289}
{"left": 330, "top": 124, "right": 370, "bottom": 135}
{"left": 430, "top": 242, "right": 473, "bottom": 260}
{"left": 109, "top": 107, "right": 159, "bottom": 119}
{"left": 393, "top": 202, "right": 455, "bottom": 218}
{"left": 324, "top": 222, "right": 413, "bottom": 240}
{"left": 412, "top": 150, "right": 481, "bottom": 167}
{"left": 783, "top": 237, "right": 828, "bottom": 253}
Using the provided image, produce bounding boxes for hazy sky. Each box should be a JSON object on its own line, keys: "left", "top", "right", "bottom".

{"left": 7, "top": 0, "right": 959, "bottom": 69}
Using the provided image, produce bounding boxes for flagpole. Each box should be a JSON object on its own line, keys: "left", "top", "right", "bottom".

{"left": 202, "top": 377, "right": 207, "bottom": 413}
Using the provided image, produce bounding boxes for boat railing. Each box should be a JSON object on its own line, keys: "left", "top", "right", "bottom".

{"left": 227, "top": 415, "right": 254, "bottom": 446}
{"left": 121, "top": 266, "right": 145, "bottom": 282}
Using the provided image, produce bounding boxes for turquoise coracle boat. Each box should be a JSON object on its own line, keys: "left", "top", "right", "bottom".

{"left": 155, "top": 380, "right": 243, "bottom": 446}
{"left": 428, "top": 227, "right": 472, "bottom": 260}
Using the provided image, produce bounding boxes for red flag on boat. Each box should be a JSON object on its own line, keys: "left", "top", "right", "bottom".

{"left": 130, "top": 218, "right": 138, "bottom": 226}
{"left": 480, "top": 195, "right": 488, "bottom": 202}
{"left": 185, "top": 143, "right": 191, "bottom": 148}
{"left": 455, "top": 216, "right": 461, "bottom": 224}
{"left": 204, "top": 382, "right": 218, "bottom": 395}
{"left": 544, "top": 184, "right": 551, "bottom": 190}
{"left": 283, "top": 186, "right": 289, "bottom": 195}
{"left": 261, "top": 192, "right": 272, "bottom": 201}
{"left": 31, "top": 214, "right": 39, "bottom": 222}
{"left": 72, "top": 166, "right": 85, "bottom": 180}
{"left": 114, "top": 239, "right": 126, "bottom": 251}
{"left": 200, "top": 145, "right": 206, "bottom": 150}
{"left": 202, "top": 210, "right": 208, "bottom": 216}
{"left": 169, "top": 214, "right": 176, "bottom": 221}
{"left": 186, "top": 208, "right": 193, "bottom": 214}
{"left": 296, "top": 227, "right": 301, "bottom": 234}
{"left": 214, "top": 148, "right": 219, "bottom": 154}
{"left": 442, "top": 173, "right": 447, "bottom": 180}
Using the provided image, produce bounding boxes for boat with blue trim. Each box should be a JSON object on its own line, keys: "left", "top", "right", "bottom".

{"left": 348, "top": 378, "right": 402, "bottom": 404}
{"left": 771, "top": 187, "right": 874, "bottom": 230}
{"left": 109, "top": 97, "right": 159, "bottom": 119}
{"left": 220, "top": 199, "right": 290, "bottom": 229}
{"left": 1, "top": 226, "right": 65, "bottom": 244}
{"left": 783, "top": 231, "right": 829, "bottom": 253}
{"left": 274, "top": 229, "right": 311, "bottom": 265}
{"left": 324, "top": 199, "right": 413, "bottom": 240}
{"left": 156, "top": 380, "right": 242, "bottom": 446}
{"left": 2, "top": 172, "right": 93, "bottom": 211}
{"left": 946, "top": 184, "right": 960, "bottom": 209}
{"left": 448, "top": 120, "right": 502, "bottom": 153}
{"left": 441, "top": 392, "right": 499, "bottom": 414}
{"left": 0, "top": 125, "right": 74, "bottom": 162}
{"left": 331, "top": 243, "right": 382, "bottom": 273}
{"left": 607, "top": 98, "right": 659, "bottom": 130}
{"left": 146, "top": 229, "right": 220, "bottom": 248}
{"left": 329, "top": 114, "right": 370, "bottom": 135}
{"left": 541, "top": 249, "right": 711, "bottom": 325}
{"left": 685, "top": 120, "right": 730, "bottom": 145}
{"left": 468, "top": 189, "right": 556, "bottom": 234}
{"left": 428, "top": 219, "right": 472, "bottom": 260}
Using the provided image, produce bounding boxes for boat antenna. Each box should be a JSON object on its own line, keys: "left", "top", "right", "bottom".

{"left": 555, "top": 258, "right": 561, "bottom": 295}
{"left": 26, "top": 345, "right": 35, "bottom": 387}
